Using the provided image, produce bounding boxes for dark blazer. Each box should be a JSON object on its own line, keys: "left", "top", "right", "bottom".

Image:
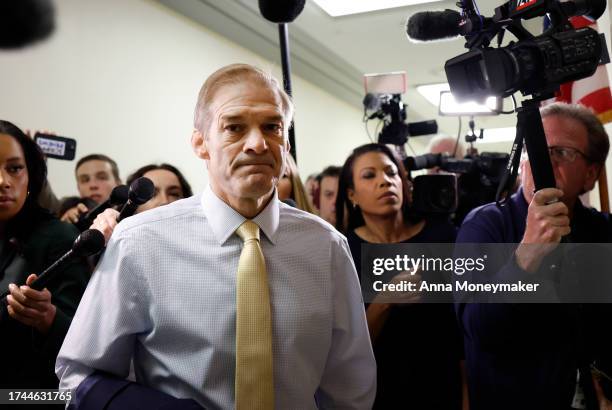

{"left": 0, "top": 213, "right": 90, "bottom": 389}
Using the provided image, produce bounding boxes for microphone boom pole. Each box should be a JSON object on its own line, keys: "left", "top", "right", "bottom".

{"left": 278, "top": 23, "right": 297, "bottom": 164}
{"left": 278, "top": 23, "right": 297, "bottom": 162}
{"left": 258, "top": 0, "right": 305, "bottom": 163}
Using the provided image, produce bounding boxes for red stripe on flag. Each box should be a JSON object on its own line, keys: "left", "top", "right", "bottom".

{"left": 555, "top": 83, "right": 573, "bottom": 103}
{"left": 578, "top": 87, "right": 612, "bottom": 114}
{"left": 570, "top": 16, "right": 595, "bottom": 29}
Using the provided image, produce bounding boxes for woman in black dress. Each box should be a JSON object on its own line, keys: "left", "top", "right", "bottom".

{"left": 336, "top": 143, "right": 467, "bottom": 410}
{"left": 0, "top": 120, "right": 90, "bottom": 393}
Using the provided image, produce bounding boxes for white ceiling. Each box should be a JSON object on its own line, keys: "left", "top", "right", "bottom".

{"left": 156, "top": 0, "right": 537, "bottom": 139}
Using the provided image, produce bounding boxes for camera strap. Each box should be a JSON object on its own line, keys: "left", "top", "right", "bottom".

{"left": 495, "top": 126, "right": 523, "bottom": 206}
{"left": 496, "top": 99, "right": 558, "bottom": 206}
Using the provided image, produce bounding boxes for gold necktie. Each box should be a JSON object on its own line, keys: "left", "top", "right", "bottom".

{"left": 235, "top": 220, "right": 274, "bottom": 409}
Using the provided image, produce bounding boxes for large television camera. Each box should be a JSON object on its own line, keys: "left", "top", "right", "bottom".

{"left": 444, "top": 0, "right": 607, "bottom": 101}
{"left": 443, "top": 0, "right": 608, "bottom": 202}
{"left": 407, "top": 151, "right": 509, "bottom": 225}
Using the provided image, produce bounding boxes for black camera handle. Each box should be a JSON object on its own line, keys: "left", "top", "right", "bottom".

{"left": 495, "top": 97, "right": 556, "bottom": 205}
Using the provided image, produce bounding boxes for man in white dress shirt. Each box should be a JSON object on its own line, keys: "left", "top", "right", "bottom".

{"left": 56, "top": 64, "right": 376, "bottom": 409}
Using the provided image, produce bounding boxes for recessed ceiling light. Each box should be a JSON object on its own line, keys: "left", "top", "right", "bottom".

{"left": 312, "top": 0, "right": 444, "bottom": 17}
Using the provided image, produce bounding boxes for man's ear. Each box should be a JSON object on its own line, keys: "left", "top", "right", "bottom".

{"left": 285, "top": 138, "right": 291, "bottom": 155}
{"left": 583, "top": 162, "right": 601, "bottom": 193}
{"left": 191, "top": 129, "right": 209, "bottom": 160}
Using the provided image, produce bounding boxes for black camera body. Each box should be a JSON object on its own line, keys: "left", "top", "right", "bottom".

{"left": 407, "top": 152, "right": 509, "bottom": 224}
{"left": 446, "top": 27, "right": 602, "bottom": 101}
{"left": 444, "top": 0, "right": 608, "bottom": 102}
{"left": 363, "top": 93, "right": 438, "bottom": 145}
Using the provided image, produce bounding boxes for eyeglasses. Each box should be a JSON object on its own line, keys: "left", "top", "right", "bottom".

{"left": 548, "top": 146, "right": 591, "bottom": 163}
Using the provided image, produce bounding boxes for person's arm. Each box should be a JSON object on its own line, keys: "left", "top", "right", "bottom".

{"left": 60, "top": 204, "right": 89, "bottom": 224}
{"left": 455, "top": 189, "right": 568, "bottom": 350}
{"left": 5, "top": 222, "right": 90, "bottom": 361}
{"left": 90, "top": 208, "right": 119, "bottom": 244}
{"left": 56, "top": 228, "right": 151, "bottom": 406}
{"left": 315, "top": 236, "right": 376, "bottom": 410}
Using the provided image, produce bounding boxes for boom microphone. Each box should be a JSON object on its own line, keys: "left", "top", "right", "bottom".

{"left": 75, "top": 185, "right": 129, "bottom": 231}
{"left": 0, "top": 0, "right": 55, "bottom": 49}
{"left": 406, "top": 9, "right": 463, "bottom": 42}
{"left": 257, "top": 0, "right": 306, "bottom": 163}
{"left": 258, "top": 0, "right": 306, "bottom": 23}
{"left": 117, "top": 177, "right": 155, "bottom": 222}
{"left": 0, "top": 229, "right": 105, "bottom": 301}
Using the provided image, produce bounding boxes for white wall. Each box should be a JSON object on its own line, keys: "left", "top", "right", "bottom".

{"left": 0, "top": 0, "right": 384, "bottom": 198}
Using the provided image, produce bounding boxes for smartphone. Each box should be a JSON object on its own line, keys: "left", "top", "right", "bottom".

{"left": 34, "top": 133, "right": 77, "bottom": 161}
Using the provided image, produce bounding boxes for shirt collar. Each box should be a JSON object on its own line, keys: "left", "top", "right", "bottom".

{"left": 201, "top": 185, "right": 279, "bottom": 246}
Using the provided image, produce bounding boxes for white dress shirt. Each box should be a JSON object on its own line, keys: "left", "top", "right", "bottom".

{"left": 56, "top": 187, "right": 376, "bottom": 409}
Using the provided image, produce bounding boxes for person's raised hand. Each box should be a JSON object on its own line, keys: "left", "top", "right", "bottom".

{"left": 516, "top": 188, "right": 570, "bottom": 272}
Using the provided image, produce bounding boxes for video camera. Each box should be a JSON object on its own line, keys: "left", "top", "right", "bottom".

{"left": 444, "top": 0, "right": 608, "bottom": 102}
{"left": 362, "top": 72, "right": 438, "bottom": 146}
{"left": 363, "top": 93, "right": 438, "bottom": 145}
{"left": 407, "top": 151, "right": 509, "bottom": 225}
{"left": 410, "top": 0, "right": 609, "bottom": 203}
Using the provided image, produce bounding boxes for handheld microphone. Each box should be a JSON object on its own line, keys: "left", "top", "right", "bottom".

{"left": 406, "top": 9, "right": 463, "bottom": 42}
{"left": 75, "top": 185, "right": 129, "bottom": 231}
{"left": 258, "top": 0, "right": 306, "bottom": 23}
{"left": 0, "top": 229, "right": 105, "bottom": 301}
{"left": 117, "top": 177, "right": 155, "bottom": 222}
{"left": 0, "top": 0, "right": 55, "bottom": 49}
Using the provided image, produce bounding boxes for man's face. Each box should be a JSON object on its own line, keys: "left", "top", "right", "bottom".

{"left": 76, "top": 159, "right": 119, "bottom": 203}
{"left": 192, "top": 80, "right": 289, "bottom": 206}
{"left": 521, "top": 114, "right": 600, "bottom": 207}
{"left": 318, "top": 175, "right": 338, "bottom": 225}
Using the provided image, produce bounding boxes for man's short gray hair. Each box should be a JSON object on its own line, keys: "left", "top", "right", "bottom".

{"left": 427, "top": 135, "right": 465, "bottom": 159}
{"left": 540, "top": 102, "right": 609, "bottom": 164}
{"left": 193, "top": 64, "right": 294, "bottom": 134}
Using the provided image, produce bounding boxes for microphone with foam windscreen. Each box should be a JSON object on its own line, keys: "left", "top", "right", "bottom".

{"left": 117, "top": 177, "right": 155, "bottom": 222}
{"left": 258, "top": 0, "right": 305, "bottom": 23}
{"left": 406, "top": 9, "right": 464, "bottom": 42}
{"left": 0, "top": 0, "right": 55, "bottom": 49}
{"left": 75, "top": 185, "right": 129, "bottom": 232}
{"left": 258, "top": 0, "right": 306, "bottom": 163}
{"left": 0, "top": 229, "right": 105, "bottom": 303}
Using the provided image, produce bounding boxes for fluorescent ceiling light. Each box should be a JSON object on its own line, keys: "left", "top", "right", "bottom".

{"left": 417, "top": 83, "right": 450, "bottom": 106}
{"left": 312, "top": 0, "right": 443, "bottom": 17}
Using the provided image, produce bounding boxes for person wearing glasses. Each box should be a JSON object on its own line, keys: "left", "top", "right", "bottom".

{"left": 455, "top": 102, "right": 612, "bottom": 410}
